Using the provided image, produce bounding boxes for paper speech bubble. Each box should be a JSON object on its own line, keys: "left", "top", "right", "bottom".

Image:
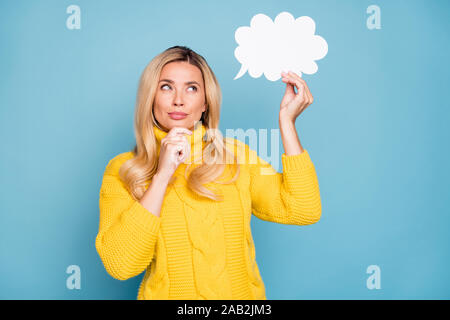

{"left": 234, "top": 12, "right": 328, "bottom": 81}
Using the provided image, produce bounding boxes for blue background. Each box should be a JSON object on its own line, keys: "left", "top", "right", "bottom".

{"left": 1, "top": 0, "right": 449, "bottom": 299}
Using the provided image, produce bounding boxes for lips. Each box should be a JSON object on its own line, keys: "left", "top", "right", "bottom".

{"left": 168, "top": 112, "right": 188, "bottom": 120}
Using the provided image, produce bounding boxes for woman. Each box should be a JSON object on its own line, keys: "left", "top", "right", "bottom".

{"left": 95, "top": 45, "right": 322, "bottom": 300}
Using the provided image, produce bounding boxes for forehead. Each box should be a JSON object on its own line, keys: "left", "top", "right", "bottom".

{"left": 160, "top": 61, "right": 203, "bottom": 84}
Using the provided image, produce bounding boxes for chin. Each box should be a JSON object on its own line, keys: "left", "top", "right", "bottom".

{"left": 162, "top": 119, "right": 188, "bottom": 130}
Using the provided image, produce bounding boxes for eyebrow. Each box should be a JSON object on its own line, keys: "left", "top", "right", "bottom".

{"left": 159, "top": 79, "right": 201, "bottom": 86}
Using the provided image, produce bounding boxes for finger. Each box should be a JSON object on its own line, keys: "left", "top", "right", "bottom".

{"left": 288, "top": 71, "right": 305, "bottom": 84}
{"left": 167, "top": 127, "right": 192, "bottom": 138}
{"left": 281, "top": 76, "right": 297, "bottom": 91}
{"left": 169, "top": 136, "right": 189, "bottom": 156}
{"left": 302, "top": 83, "right": 309, "bottom": 106}
{"left": 166, "top": 142, "right": 185, "bottom": 161}
{"left": 174, "top": 127, "right": 193, "bottom": 134}
{"left": 306, "top": 90, "right": 313, "bottom": 105}
{"left": 304, "top": 85, "right": 313, "bottom": 104}
{"left": 282, "top": 76, "right": 302, "bottom": 96}
{"left": 286, "top": 75, "right": 311, "bottom": 104}
{"left": 165, "top": 141, "right": 183, "bottom": 149}
{"left": 180, "top": 139, "right": 190, "bottom": 163}
{"left": 287, "top": 74, "right": 304, "bottom": 95}
{"left": 288, "top": 71, "right": 313, "bottom": 101}
{"left": 282, "top": 79, "right": 296, "bottom": 96}
{"left": 168, "top": 135, "right": 185, "bottom": 142}
{"left": 177, "top": 136, "right": 188, "bottom": 159}
{"left": 294, "top": 80, "right": 307, "bottom": 105}
{"left": 162, "top": 135, "right": 183, "bottom": 145}
{"left": 299, "top": 80, "right": 313, "bottom": 104}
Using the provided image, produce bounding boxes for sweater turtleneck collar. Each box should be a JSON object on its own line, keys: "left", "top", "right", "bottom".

{"left": 153, "top": 122, "right": 207, "bottom": 165}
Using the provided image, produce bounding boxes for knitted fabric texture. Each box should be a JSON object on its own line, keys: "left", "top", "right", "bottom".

{"left": 96, "top": 123, "right": 322, "bottom": 299}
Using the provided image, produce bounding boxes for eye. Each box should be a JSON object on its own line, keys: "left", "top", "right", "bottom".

{"left": 161, "top": 84, "right": 170, "bottom": 90}
{"left": 188, "top": 86, "right": 198, "bottom": 92}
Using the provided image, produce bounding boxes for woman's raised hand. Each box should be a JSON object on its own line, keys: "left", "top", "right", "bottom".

{"left": 279, "top": 71, "right": 314, "bottom": 123}
{"left": 156, "top": 127, "right": 192, "bottom": 181}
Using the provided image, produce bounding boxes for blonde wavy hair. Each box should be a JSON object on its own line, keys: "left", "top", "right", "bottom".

{"left": 119, "top": 46, "right": 240, "bottom": 202}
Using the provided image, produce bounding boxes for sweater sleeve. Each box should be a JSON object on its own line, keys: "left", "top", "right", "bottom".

{"left": 248, "top": 146, "right": 322, "bottom": 225}
{"left": 95, "top": 165, "right": 161, "bottom": 281}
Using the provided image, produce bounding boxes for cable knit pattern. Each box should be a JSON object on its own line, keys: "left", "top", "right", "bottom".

{"left": 95, "top": 123, "right": 322, "bottom": 299}
{"left": 176, "top": 188, "right": 233, "bottom": 299}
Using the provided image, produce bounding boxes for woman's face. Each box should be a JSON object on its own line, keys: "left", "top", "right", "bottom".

{"left": 153, "top": 61, "right": 206, "bottom": 132}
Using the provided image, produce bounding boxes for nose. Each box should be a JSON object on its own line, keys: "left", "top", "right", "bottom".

{"left": 173, "top": 90, "right": 184, "bottom": 107}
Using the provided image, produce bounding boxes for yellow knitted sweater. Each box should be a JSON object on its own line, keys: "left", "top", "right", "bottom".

{"left": 96, "top": 123, "right": 322, "bottom": 300}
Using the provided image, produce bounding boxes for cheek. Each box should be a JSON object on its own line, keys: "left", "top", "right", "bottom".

{"left": 153, "top": 100, "right": 166, "bottom": 117}
{"left": 154, "top": 94, "right": 168, "bottom": 110}
{"left": 191, "top": 97, "right": 205, "bottom": 113}
{"left": 191, "top": 93, "right": 205, "bottom": 107}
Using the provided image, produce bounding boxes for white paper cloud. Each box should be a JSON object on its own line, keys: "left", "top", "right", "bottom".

{"left": 233, "top": 12, "right": 328, "bottom": 81}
